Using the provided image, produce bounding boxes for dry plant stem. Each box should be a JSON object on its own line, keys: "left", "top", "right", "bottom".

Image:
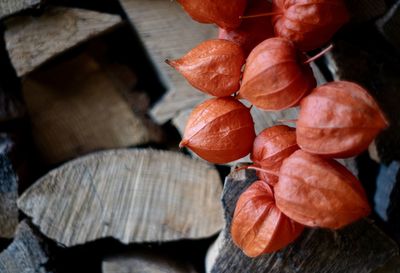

{"left": 239, "top": 11, "right": 282, "bottom": 19}
{"left": 247, "top": 166, "right": 279, "bottom": 177}
{"left": 304, "top": 44, "right": 334, "bottom": 64}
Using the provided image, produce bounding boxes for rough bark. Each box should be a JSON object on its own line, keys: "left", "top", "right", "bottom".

{"left": 18, "top": 149, "right": 224, "bottom": 247}
{"left": 0, "top": 0, "right": 41, "bottom": 19}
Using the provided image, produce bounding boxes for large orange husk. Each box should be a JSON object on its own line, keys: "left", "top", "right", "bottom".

{"left": 177, "top": 0, "right": 247, "bottom": 29}
{"left": 167, "top": 40, "right": 245, "bottom": 97}
{"left": 239, "top": 37, "right": 316, "bottom": 111}
{"left": 272, "top": 0, "right": 349, "bottom": 51}
{"left": 297, "top": 81, "right": 388, "bottom": 158}
{"left": 180, "top": 97, "right": 255, "bottom": 164}
{"left": 275, "top": 150, "right": 371, "bottom": 229}
{"left": 251, "top": 125, "right": 298, "bottom": 185}
{"left": 231, "top": 180, "right": 304, "bottom": 257}
{"left": 218, "top": 0, "right": 274, "bottom": 56}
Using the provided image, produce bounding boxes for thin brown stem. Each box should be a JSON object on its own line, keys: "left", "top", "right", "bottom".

{"left": 248, "top": 166, "right": 279, "bottom": 177}
{"left": 239, "top": 11, "right": 282, "bottom": 19}
{"left": 304, "top": 44, "right": 333, "bottom": 64}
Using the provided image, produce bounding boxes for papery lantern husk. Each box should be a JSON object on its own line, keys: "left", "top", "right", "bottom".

{"left": 177, "top": 0, "right": 247, "bottom": 29}
{"left": 239, "top": 37, "right": 316, "bottom": 111}
{"left": 167, "top": 40, "right": 245, "bottom": 97}
{"left": 180, "top": 97, "right": 256, "bottom": 164}
{"left": 297, "top": 81, "right": 389, "bottom": 158}
{"left": 251, "top": 125, "right": 298, "bottom": 185}
{"left": 272, "top": 0, "right": 349, "bottom": 51}
{"left": 275, "top": 150, "right": 371, "bottom": 229}
{"left": 231, "top": 180, "right": 304, "bottom": 257}
{"left": 218, "top": 0, "right": 274, "bottom": 56}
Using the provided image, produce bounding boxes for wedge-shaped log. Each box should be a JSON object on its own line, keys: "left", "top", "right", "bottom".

{"left": 119, "top": 0, "right": 216, "bottom": 124}
{"left": 5, "top": 7, "right": 121, "bottom": 77}
{"left": 18, "top": 149, "right": 224, "bottom": 247}
{"left": 207, "top": 168, "right": 400, "bottom": 273}
{"left": 0, "top": 221, "right": 51, "bottom": 273}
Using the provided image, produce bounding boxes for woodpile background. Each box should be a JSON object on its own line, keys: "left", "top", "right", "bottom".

{"left": 0, "top": 0, "right": 400, "bottom": 272}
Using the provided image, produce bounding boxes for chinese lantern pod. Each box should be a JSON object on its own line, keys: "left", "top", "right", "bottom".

{"left": 231, "top": 180, "right": 304, "bottom": 257}
{"left": 297, "top": 81, "right": 389, "bottom": 158}
{"left": 218, "top": 0, "right": 274, "bottom": 56}
{"left": 239, "top": 37, "right": 316, "bottom": 111}
{"left": 272, "top": 0, "right": 350, "bottom": 51}
{"left": 251, "top": 125, "right": 299, "bottom": 185}
{"left": 275, "top": 150, "right": 371, "bottom": 229}
{"left": 177, "top": 0, "right": 247, "bottom": 29}
{"left": 167, "top": 40, "right": 245, "bottom": 97}
{"left": 180, "top": 97, "right": 256, "bottom": 164}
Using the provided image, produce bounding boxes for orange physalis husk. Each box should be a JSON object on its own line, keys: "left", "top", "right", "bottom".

{"left": 231, "top": 180, "right": 304, "bottom": 257}
{"left": 239, "top": 37, "right": 316, "bottom": 111}
{"left": 297, "top": 81, "right": 389, "bottom": 158}
{"left": 275, "top": 150, "right": 371, "bottom": 229}
{"left": 177, "top": 0, "right": 247, "bottom": 29}
{"left": 180, "top": 97, "right": 255, "bottom": 164}
{"left": 272, "top": 0, "right": 349, "bottom": 51}
{"left": 251, "top": 125, "right": 298, "bottom": 185}
{"left": 167, "top": 40, "right": 245, "bottom": 97}
{"left": 218, "top": 0, "right": 274, "bottom": 56}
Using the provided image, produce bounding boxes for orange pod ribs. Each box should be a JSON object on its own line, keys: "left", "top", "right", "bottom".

{"left": 297, "top": 81, "right": 389, "bottom": 158}
{"left": 239, "top": 37, "right": 316, "bottom": 111}
{"left": 275, "top": 150, "right": 371, "bottom": 229}
{"left": 231, "top": 180, "right": 304, "bottom": 257}
{"left": 251, "top": 125, "right": 298, "bottom": 185}
{"left": 180, "top": 97, "right": 256, "bottom": 164}
{"left": 167, "top": 40, "right": 245, "bottom": 97}
{"left": 272, "top": 0, "right": 349, "bottom": 51}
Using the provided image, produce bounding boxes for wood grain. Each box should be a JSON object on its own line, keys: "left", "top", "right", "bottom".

{"left": 18, "top": 149, "right": 224, "bottom": 247}
{"left": 5, "top": 7, "right": 122, "bottom": 77}
{"left": 103, "top": 251, "right": 198, "bottom": 273}
{"left": 119, "top": 0, "right": 217, "bottom": 124}
{"left": 0, "top": 221, "right": 51, "bottom": 273}
{"left": 0, "top": 0, "right": 40, "bottom": 19}
{"left": 208, "top": 168, "right": 400, "bottom": 273}
{"left": 0, "top": 153, "right": 18, "bottom": 239}
{"left": 23, "top": 54, "right": 159, "bottom": 165}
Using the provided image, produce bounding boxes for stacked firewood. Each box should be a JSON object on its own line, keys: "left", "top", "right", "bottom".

{"left": 0, "top": 0, "right": 400, "bottom": 273}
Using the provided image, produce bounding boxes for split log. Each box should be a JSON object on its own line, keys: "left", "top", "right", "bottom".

{"left": 0, "top": 220, "right": 51, "bottom": 273}
{"left": 103, "top": 251, "right": 197, "bottom": 273}
{"left": 119, "top": 0, "right": 217, "bottom": 124}
{"left": 23, "top": 54, "right": 162, "bottom": 165}
{"left": 0, "top": 0, "right": 40, "bottom": 19}
{"left": 377, "top": 1, "right": 400, "bottom": 50}
{"left": 346, "top": 0, "right": 387, "bottom": 23}
{"left": 18, "top": 149, "right": 224, "bottom": 247}
{"left": 0, "top": 138, "right": 18, "bottom": 239}
{"left": 207, "top": 168, "right": 400, "bottom": 273}
{"left": 4, "top": 7, "right": 122, "bottom": 77}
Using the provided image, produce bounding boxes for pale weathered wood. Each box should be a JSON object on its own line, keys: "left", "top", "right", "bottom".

{"left": 18, "top": 149, "right": 224, "bottom": 247}
{"left": 5, "top": 7, "right": 122, "bottom": 77}
{"left": 103, "top": 251, "right": 198, "bottom": 273}
{"left": 0, "top": 0, "right": 40, "bottom": 19}
{"left": 0, "top": 220, "right": 51, "bottom": 273}
{"left": 23, "top": 54, "right": 160, "bottom": 164}
{"left": 119, "top": 0, "right": 217, "bottom": 124}
{"left": 208, "top": 168, "right": 399, "bottom": 273}
{"left": 0, "top": 139, "right": 18, "bottom": 239}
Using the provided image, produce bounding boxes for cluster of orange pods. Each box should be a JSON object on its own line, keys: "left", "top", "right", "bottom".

{"left": 169, "top": 0, "right": 389, "bottom": 257}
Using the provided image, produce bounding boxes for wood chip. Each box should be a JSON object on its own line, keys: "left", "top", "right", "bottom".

{"left": 119, "top": 0, "right": 217, "bottom": 124}
{"left": 18, "top": 149, "right": 224, "bottom": 247}
{"left": 23, "top": 54, "right": 160, "bottom": 165}
{"left": 0, "top": 152, "right": 18, "bottom": 239}
{"left": 0, "top": 0, "right": 40, "bottom": 19}
{"left": 208, "top": 168, "right": 400, "bottom": 273}
{"left": 103, "top": 251, "right": 198, "bottom": 273}
{"left": 0, "top": 220, "right": 51, "bottom": 273}
{"left": 5, "top": 7, "right": 122, "bottom": 77}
